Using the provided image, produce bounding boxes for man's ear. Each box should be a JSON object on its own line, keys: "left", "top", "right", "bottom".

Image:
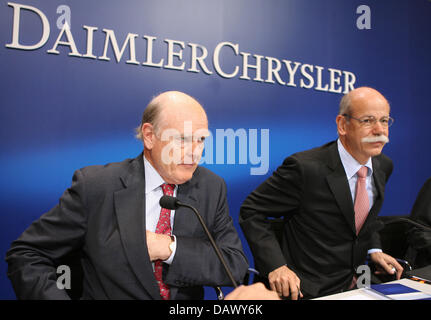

{"left": 336, "top": 114, "right": 347, "bottom": 136}
{"left": 142, "top": 123, "right": 155, "bottom": 150}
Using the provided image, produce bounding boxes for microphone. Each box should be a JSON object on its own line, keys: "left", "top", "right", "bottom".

{"left": 159, "top": 195, "right": 238, "bottom": 288}
{"left": 159, "top": 195, "right": 179, "bottom": 210}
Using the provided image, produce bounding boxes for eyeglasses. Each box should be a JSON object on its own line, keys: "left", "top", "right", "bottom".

{"left": 342, "top": 114, "right": 394, "bottom": 128}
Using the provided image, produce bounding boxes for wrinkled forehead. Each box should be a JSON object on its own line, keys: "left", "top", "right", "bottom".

{"left": 157, "top": 105, "right": 208, "bottom": 135}
{"left": 350, "top": 94, "right": 390, "bottom": 117}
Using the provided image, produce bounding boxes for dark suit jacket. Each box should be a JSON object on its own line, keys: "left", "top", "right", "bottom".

{"left": 239, "top": 141, "right": 393, "bottom": 298}
{"left": 6, "top": 154, "right": 248, "bottom": 299}
{"left": 406, "top": 177, "right": 431, "bottom": 268}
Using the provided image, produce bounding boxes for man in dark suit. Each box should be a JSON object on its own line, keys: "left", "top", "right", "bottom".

{"left": 406, "top": 177, "right": 431, "bottom": 268}
{"left": 239, "top": 87, "right": 403, "bottom": 299}
{"left": 6, "top": 91, "right": 248, "bottom": 300}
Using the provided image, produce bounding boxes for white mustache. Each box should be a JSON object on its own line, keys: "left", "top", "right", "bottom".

{"left": 361, "top": 135, "right": 389, "bottom": 144}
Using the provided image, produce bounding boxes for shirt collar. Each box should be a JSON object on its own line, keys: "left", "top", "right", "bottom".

{"left": 337, "top": 139, "right": 373, "bottom": 179}
{"left": 143, "top": 155, "right": 166, "bottom": 194}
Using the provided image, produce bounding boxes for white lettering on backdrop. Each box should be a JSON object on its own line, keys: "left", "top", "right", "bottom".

{"left": 5, "top": 2, "right": 356, "bottom": 94}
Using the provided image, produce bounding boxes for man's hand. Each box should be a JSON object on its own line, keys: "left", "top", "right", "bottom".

{"left": 146, "top": 230, "right": 173, "bottom": 261}
{"left": 370, "top": 251, "right": 403, "bottom": 279}
{"left": 268, "top": 265, "right": 303, "bottom": 300}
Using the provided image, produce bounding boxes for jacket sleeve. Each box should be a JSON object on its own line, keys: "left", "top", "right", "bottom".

{"left": 239, "top": 155, "right": 303, "bottom": 276}
{"left": 165, "top": 179, "right": 249, "bottom": 287}
{"left": 5, "top": 170, "right": 88, "bottom": 300}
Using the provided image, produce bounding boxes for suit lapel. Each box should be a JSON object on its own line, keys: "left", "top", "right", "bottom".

{"left": 166, "top": 174, "right": 199, "bottom": 299}
{"left": 174, "top": 180, "right": 199, "bottom": 237}
{"left": 113, "top": 155, "right": 161, "bottom": 300}
{"left": 358, "top": 157, "right": 386, "bottom": 234}
{"left": 371, "top": 157, "right": 385, "bottom": 203}
{"left": 325, "top": 142, "right": 387, "bottom": 236}
{"left": 325, "top": 142, "right": 357, "bottom": 235}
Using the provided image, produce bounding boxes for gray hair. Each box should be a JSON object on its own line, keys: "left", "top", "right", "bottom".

{"left": 135, "top": 95, "right": 164, "bottom": 141}
{"left": 339, "top": 92, "right": 352, "bottom": 116}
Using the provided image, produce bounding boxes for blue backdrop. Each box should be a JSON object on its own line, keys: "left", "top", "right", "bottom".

{"left": 1, "top": 0, "right": 430, "bottom": 299}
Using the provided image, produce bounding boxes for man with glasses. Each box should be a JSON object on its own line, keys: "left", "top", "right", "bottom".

{"left": 240, "top": 87, "right": 402, "bottom": 299}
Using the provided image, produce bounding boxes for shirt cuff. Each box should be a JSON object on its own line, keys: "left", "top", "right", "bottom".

{"left": 163, "top": 235, "right": 177, "bottom": 264}
{"left": 368, "top": 248, "right": 382, "bottom": 254}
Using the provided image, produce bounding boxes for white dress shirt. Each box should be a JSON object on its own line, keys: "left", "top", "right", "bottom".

{"left": 144, "top": 155, "right": 177, "bottom": 264}
{"left": 337, "top": 139, "right": 382, "bottom": 253}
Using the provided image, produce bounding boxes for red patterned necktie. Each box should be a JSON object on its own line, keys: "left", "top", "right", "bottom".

{"left": 154, "top": 183, "right": 175, "bottom": 300}
{"left": 354, "top": 166, "right": 369, "bottom": 235}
